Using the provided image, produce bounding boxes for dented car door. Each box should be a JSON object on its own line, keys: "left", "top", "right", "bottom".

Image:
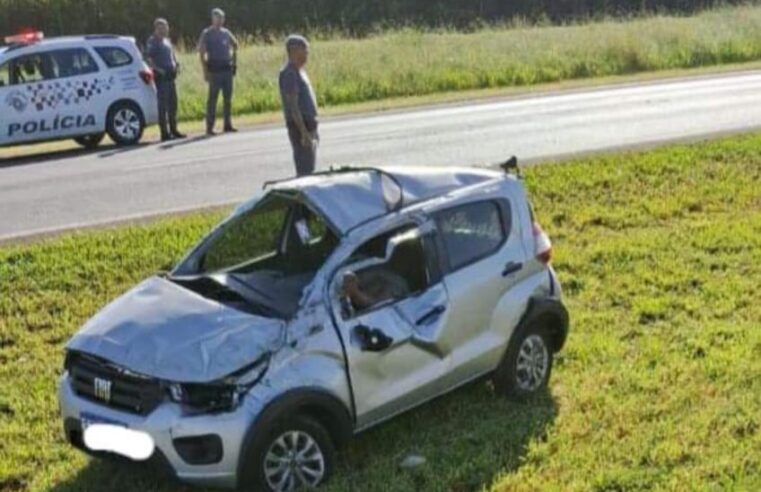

{"left": 332, "top": 229, "right": 454, "bottom": 429}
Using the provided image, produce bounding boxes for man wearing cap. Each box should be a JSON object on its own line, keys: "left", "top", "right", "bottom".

{"left": 197, "top": 8, "right": 239, "bottom": 135}
{"left": 146, "top": 18, "right": 185, "bottom": 141}
{"left": 279, "top": 35, "right": 319, "bottom": 176}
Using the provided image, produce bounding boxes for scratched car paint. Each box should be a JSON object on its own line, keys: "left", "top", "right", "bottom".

{"left": 59, "top": 163, "right": 569, "bottom": 491}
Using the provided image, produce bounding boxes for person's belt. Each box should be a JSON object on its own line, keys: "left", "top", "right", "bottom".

{"left": 155, "top": 69, "right": 177, "bottom": 82}
{"left": 206, "top": 61, "right": 232, "bottom": 73}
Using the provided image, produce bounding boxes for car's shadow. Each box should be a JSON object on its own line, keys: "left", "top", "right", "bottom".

{"left": 48, "top": 382, "right": 557, "bottom": 492}
{"left": 0, "top": 142, "right": 150, "bottom": 169}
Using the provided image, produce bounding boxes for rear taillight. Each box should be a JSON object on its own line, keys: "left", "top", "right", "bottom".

{"left": 533, "top": 222, "right": 552, "bottom": 264}
{"left": 139, "top": 68, "right": 154, "bottom": 85}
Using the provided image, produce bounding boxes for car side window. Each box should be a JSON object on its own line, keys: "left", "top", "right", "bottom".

{"left": 343, "top": 230, "right": 430, "bottom": 317}
{"left": 436, "top": 201, "right": 506, "bottom": 271}
{"left": 0, "top": 62, "right": 9, "bottom": 86}
{"left": 48, "top": 48, "right": 99, "bottom": 78}
{"left": 95, "top": 46, "right": 133, "bottom": 68}
{"left": 9, "top": 53, "right": 55, "bottom": 84}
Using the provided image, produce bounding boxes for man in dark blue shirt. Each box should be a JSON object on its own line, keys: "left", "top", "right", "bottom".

{"left": 198, "top": 8, "right": 239, "bottom": 135}
{"left": 146, "top": 18, "right": 184, "bottom": 141}
{"left": 279, "top": 35, "right": 319, "bottom": 176}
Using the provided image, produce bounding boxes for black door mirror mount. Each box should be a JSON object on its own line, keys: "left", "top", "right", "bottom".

{"left": 353, "top": 324, "right": 393, "bottom": 352}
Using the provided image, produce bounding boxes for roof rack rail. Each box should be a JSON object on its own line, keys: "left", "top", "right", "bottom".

{"left": 84, "top": 34, "right": 121, "bottom": 40}
{"left": 263, "top": 165, "right": 405, "bottom": 211}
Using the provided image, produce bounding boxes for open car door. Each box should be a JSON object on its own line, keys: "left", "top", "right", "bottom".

{"left": 331, "top": 225, "right": 454, "bottom": 429}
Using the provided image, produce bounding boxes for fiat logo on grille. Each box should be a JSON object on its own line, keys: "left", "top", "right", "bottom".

{"left": 93, "top": 377, "right": 112, "bottom": 402}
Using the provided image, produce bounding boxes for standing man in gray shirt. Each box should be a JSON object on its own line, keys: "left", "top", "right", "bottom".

{"left": 197, "top": 8, "right": 239, "bottom": 135}
{"left": 279, "top": 35, "right": 319, "bottom": 176}
{"left": 146, "top": 18, "right": 185, "bottom": 141}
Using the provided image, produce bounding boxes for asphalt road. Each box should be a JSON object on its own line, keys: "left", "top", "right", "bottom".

{"left": 2, "top": 70, "right": 761, "bottom": 242}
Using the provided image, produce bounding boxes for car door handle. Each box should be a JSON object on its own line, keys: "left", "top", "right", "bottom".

{"left": 502, "top": 261, "right": 523, "bottom": 276}
{"left": 353, "top": 325, "right": 393, "bottom": 352}
{"left": 416, "top": 305, "right": 446, "bottom": 326}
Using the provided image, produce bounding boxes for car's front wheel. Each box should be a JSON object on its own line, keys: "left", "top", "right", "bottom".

{"left": 106, "top": 102, "right": 144, "bottom": 146}
{"left": 493, "top": 322, "right": 554, "bottom": 400}
{"left": 240, "top": 414, "right": 335, "bottom": 492}
{"left": 73, "top": 133, "right": 105, "bottom": 149}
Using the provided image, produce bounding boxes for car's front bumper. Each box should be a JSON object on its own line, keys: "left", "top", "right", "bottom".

{"left": 58, "top": 373, "right": 252, "bottom": 489}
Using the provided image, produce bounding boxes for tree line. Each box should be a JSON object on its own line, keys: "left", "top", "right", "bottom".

{"left": 0, "top": 0, "right": 747, "bottom": 44}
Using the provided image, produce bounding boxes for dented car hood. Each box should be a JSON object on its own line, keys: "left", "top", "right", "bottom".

{"left": 66, "top": 276, "right": 284, "bottom": 383}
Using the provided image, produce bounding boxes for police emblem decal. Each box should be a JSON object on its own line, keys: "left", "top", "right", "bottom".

{"left": 5, "top": 90, "right": 29, "bottom": 113}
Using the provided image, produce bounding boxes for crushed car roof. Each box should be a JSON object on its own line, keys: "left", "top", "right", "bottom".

{"left": 266, "top": 166, "right": 503, "bottom": 234}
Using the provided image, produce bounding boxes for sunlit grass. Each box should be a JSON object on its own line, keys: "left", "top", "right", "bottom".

{"left": 1, "top": 133, "right": 760, "bottom": 491}
{"left": 174, "top": 5, "right": 761, "bottom": 121}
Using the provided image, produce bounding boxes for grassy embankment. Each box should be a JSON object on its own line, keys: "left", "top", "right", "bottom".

{"left": 171, "top": 4, "right": 761, "bottom": 122}
{"left": 1, "top": 133, "right": 760, "bottom": 491}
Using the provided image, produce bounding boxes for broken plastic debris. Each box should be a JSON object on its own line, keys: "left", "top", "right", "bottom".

{"left": 400, "top": 454, "right": 426, "bottom": 468}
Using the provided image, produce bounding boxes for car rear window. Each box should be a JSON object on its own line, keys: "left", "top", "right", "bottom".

{"left": 436, "top": 201, "right": 506, "bottom": 271}
{"left": 94, "top": 46, "right": 133, "bottom": 68}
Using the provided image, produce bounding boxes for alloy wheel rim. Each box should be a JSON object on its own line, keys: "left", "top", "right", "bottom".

{"left": 113, "top": 108, "right": 140, "bottom": 139}
{"left": 515, "top": 334, "right": 548, "bottom": 392}
{"left": 263, "top": 430, "right": 325, "bottom": 491}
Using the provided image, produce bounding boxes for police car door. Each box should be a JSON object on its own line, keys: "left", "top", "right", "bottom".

{"left": 0, "top": 51, "right": 54, "bottom": 145}
{"left": 331, "top": 226, "right": 452, "bottom": 430}
{"left": 41, "top": 48, "right": 105, "bottom": 138}
{"left": 1, "top": 48, "right": 103, "bottom": 145}
{"left": 0, "top": 58, "right": 12, "bottom": 145}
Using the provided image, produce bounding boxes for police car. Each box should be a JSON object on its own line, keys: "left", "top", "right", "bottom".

{"left": 0, "top": 31, "right": 158, "bottom": 149}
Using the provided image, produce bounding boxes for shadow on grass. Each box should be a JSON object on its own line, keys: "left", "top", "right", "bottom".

{"left": 48, "top": 382, "right": 557, "bottom": 492}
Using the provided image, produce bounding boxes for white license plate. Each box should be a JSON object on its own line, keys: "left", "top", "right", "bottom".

{"left": 81, "top": 416, "right": 155, "bottom": 461}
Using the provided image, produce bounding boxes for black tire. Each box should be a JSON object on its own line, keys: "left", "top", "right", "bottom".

{"left": 106, "top": 101, "right": 144, "bottom": 146}
{"left": 493, "top": 322, "right": 554, "bottom": 400}
{"left": 74, "top": 133, "right": 105, "bottom": 149}
{"left": 239, "top": 414, "right": 335, "bottom": 492}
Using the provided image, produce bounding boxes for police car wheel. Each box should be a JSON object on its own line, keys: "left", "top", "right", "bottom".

{"left": 74, "top": 133, "right": 106, "bottom": 149}
{"left": 106, "top": 102, "right": 144, "bottom": 146}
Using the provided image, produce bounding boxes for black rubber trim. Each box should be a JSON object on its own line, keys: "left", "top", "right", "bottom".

{"left": 173, "top": 434, "right": 224, "bottom": 465}
{"left": 518, "top": 297, "right": 570, "bottom": 352}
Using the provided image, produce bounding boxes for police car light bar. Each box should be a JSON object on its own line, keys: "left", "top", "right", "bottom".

{"left": 4, "top": 31, "right": 44, "bottom": 45}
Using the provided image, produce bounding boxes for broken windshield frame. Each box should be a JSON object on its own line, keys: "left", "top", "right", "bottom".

{"left": 170, "top": 192, "right": 341, "bottom": 318}
{"left": 166, "top": 273, "right": 286, "bottom": 319}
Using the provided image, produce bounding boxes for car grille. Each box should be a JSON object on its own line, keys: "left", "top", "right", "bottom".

{"left": 66, "top": 351, "right": 165, "bottom": 416}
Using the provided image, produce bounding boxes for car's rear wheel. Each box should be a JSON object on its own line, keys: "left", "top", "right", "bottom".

{"left": 240, "top": 414, "right": 335, "bottom": 492}
{"left": 106, "top": 102, "right": 144, "bottom": 146}
{"left": 493, "top": 322, "right": 554, "bottom": 400}
{"left": 73, "top": 133, "right": 105, "bottom": 149}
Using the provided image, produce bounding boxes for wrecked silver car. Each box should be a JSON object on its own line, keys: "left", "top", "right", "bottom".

{"left": 58, "top": 164, "right": 569, "bottom": 491}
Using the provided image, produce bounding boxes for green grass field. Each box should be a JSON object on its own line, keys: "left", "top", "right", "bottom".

{"left": 1, "top": 133, "right": 760, "bottom": 492}
{"left": 171, "top": 4, "right": 761, "bottom": 122}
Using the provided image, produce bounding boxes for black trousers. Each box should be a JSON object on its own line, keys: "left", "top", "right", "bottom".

{"left": 156, "top": 78, "right": 179, "bottom": 137}
{"left": 207, "top": 71, "right": 233, "bottom": 131}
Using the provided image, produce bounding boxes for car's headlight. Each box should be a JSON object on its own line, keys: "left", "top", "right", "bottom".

{"left": 167, "top": 355, "right": 269, "bottom": 414}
